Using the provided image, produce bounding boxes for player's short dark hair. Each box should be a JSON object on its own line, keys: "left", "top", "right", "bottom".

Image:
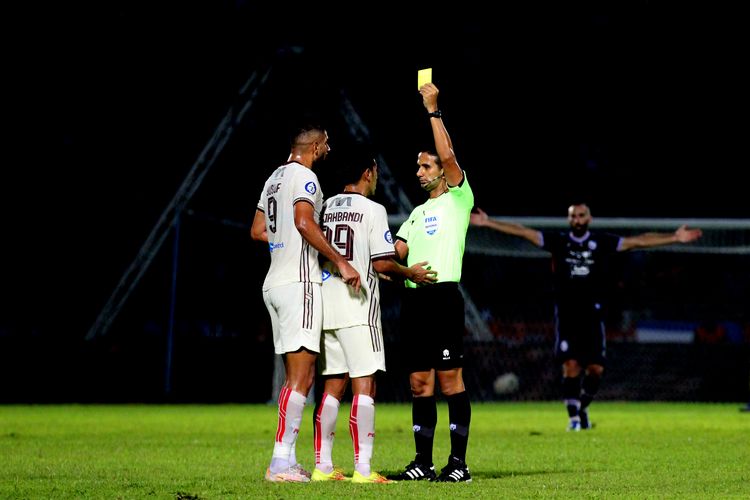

{"left": 334, "top": 142, "right": 376, "bottom": 187}
{"left": 289, "top": 122, "right": 326, "bottom": 147}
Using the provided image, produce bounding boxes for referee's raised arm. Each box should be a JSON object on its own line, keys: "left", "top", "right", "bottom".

{"left": 419, "top": 82, "right": 463, "bottom": 187}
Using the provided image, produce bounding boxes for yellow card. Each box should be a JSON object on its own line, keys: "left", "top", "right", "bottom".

{"left": 417, "top": 68, "right": 432, "bottom": 89}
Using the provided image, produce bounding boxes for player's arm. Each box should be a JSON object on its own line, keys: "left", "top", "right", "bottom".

{"left": 394, "top": 239, "right": 409, "bottom": 261}
{"left": 420, "top": 83, "right": 463, "bottom": 187}
{"left": 294, "top": 200, "right": 361, "bottom": 293}
{"left": 250, "top": 209, "right": 268, "bottom": 243}
{"left": 373, "top": 257, "right": 437, "bottom": 285}
{"left": 470, "top": 207, "right": 543, "bottom": 247}
{"left": 618, "top": 225, "right": 703, "bottom": 251}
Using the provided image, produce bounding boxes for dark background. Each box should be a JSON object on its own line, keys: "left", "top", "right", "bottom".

{"left": 3, "top": 3, "right": 747, "bottom": 401}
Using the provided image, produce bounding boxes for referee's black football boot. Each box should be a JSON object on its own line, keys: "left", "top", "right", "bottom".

{"left": 435, "top": 455, "right": 472, "bottom": 483}
{"left": 386, "top": 460, "right": 436, "bottom": 481}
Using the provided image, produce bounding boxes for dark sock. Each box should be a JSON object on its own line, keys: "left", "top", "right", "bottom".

{"left": 446, "top": 391, "right": 471, "bottom": 462}
{"left": 412, "top": 395, "right": 437, "bottom": 465}
{"left": 562, "top": 376, "right": 582, "bottom": 418}
{"left": 580, "top": 374, "right": 601, "bottom": 411}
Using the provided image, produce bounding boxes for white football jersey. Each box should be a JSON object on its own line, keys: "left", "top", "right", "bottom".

{"left": 321, "top": 192, "right": 395, "bottom": 330}
{"left": 257, "top": 161, "right": 324, "bottom": 291}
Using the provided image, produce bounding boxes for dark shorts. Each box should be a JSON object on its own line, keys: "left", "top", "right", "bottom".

{"left": 400, "top": 282, "right": 465, "bottom": 373}
{"left": 554, "top": 302, "right": 607, "bottom": 367}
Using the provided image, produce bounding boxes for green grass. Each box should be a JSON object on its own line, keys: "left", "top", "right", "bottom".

{"left": 1, "top": 402, "right": 748, "bottom": 498}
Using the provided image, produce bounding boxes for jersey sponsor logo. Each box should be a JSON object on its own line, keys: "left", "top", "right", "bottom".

{"left": 305, "top": 181, "right": 317, "bottom": 194}
{"left": 269, "top": 242, "right": 285, "bottom": 253}
{"left": 442, "top": 349, "right": 450, "bottom": 360}
{"left": 424, "top": 215, "right": 438, "bottom": 235}
{"left": 322, "top": 269, "right": 331, "bottom": 281}
{"left": 571, "top": 265, "right": 590, "bottom": 276}
{"left": 332, "top": 196, "right": 352, "bottom": 207}
{"left": 384, "top": 230, "right": 393, "bottom": 244}
{"left": 567, "top": 249, "right": 593, "bottom": 277}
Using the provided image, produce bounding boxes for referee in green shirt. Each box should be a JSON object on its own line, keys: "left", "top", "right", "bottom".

{"left": 388, "top": 83, "right": 474, "bottom": 483}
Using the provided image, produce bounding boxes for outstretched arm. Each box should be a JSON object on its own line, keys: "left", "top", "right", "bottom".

{"left": 470, "top": 207, "right": 543, "bottom": 247}
{"left": 618, "top": 224, "right": 703, "bottom": 251}
{"left": 294, "top": 201, "right": 361, "bottom": 293}
{"left": 373, "top": 258, "right": 438, "bottom": 285}
{"left": 420, "top": 83, "right": 463, "bottom": 187}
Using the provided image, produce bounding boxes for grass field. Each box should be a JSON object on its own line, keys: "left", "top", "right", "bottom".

{"left": 1, "top": 402, "right": 748, "bottom": 498}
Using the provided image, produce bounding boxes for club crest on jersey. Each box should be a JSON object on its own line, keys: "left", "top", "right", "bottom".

{"left": 424, "top": 215, "right": 438, "bottom": 235}
{"left": 322, "top": 269, "right": 331, "bottom": 281}
{"left": 305, "top": 181, "right": 317, "bottom": 194}
{"left": 588, "top": 240, "right": 597, "bottom": 250}
{"left": 384, "top": 230, "right": 393, "bottom": 244}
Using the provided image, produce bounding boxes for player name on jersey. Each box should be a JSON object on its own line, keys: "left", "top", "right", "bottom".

{"left": 322, "top": 211, "right": 364, "bottom": 223}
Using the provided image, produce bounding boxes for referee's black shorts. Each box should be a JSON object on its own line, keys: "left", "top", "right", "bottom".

{"left": 400, "top": 282, "right": 465, "bottom": 373}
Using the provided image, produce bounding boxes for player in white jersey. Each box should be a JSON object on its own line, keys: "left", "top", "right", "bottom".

{"left": 311, "top": 144, "right": 437, "bottom": 484}
{"left": 251, "top": 124, "right": 360, "bottom": 483}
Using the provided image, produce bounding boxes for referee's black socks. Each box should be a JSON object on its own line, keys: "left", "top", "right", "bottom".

{"left": 412, "top": 395, "right": 437, "bottom": 465}
{"left": 446, "top": 391, "right": 471, "bottom": 463}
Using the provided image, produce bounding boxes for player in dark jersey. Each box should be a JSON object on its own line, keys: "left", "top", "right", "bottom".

{"left": 471, "top": 203, "right": 702, "bottom": 430}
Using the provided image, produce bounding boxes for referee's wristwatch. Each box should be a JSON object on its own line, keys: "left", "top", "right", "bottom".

{"left": 427, "top": 110, "right": 442, "bottom": 118}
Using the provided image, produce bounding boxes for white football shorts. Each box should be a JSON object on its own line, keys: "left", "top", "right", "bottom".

{"left": 319, "top": 324, "right": 386, "bottom": 378}
{"left": 263, "top": 281, "right": 322, "bottom": 355}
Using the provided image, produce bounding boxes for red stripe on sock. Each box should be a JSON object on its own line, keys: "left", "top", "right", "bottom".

{"left": 314, "top": 392, "right": 328, "bottom": 463}
{"left": 275, "top": 387, "right": 291, "bottom": 443}
{"left": 350, "top": 394, "right": 360, "bottom": 462}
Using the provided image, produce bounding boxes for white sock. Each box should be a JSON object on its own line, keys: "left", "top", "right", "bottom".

{"left": 350, "top": 394, "right": 375, "bottom": 477}
{"left": 270, "top": 387, "right": 306, "bottom": 472}
{"left": 314, "top": 393, "right": 340, "bottom": 474}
